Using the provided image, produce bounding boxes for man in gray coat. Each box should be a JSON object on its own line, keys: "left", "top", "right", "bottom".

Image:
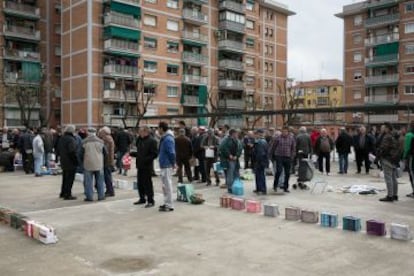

{"left": 296, "top": 126, "right": 312, "bottom": 160}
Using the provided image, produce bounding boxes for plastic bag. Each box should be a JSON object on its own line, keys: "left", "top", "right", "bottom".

{"left": 232, "top": 178, "right": 244, "bottom": 196}
{"left": 177, "top": 183, "right": 194, "bottom": 202}
{"left": 122, "top": 153, "right": 132, "bottom": 170}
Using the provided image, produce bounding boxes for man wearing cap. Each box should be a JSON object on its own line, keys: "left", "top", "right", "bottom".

{"left": 252, "top": 129, "right": 269, "bottom": 194}
{"left": 57, "top": 125, "right": 78, "bottom": 200}
{"left": 201, "top": 128, "right": 220, "bottom": 186}
{"left": 81, "top": 128, "right": 106, "bottom": 201}
{"left": 219, "top": 129, "right": 242, "bottom": 192}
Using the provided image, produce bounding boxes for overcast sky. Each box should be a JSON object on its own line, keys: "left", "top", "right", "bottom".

{"left": 278, "top": 0, "right": 363, "bottom": 82}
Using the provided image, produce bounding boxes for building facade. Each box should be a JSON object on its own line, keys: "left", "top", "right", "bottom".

{"left": 291, "top": 79, "right": 344, "bottom": 124}
{"left": 61, "top": 0, "right": 294, "bottom": 129}
{"left": 337, "top": 0, "right": 414, "bottom": 125}
{"left": 0, "top": 0, "right": 61, "bottom": 128}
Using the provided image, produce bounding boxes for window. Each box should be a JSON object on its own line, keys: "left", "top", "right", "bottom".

{"left": 167, "top": 41, "right": 179, "bottom": 53}
{"left": 167, "top": 20, "right": 179, "bottom": 31}
{"left": 167, "top": 86, "right": 178, "bottom": 97}
{"left": 354, "top": 15, "right": 362, "bottom": 26}
{"left": 144, "top": 14, "right": 157, "bottom": 27}
{"left": 266, "top": 11, "right": 273, "bottom": 20}
{"left": 219, "top": 11, "right": 245, "bottom": 24}
{"left": 354, "top": 71, "right": 362, "bottom": 80}
{"left": 405, "top": 85, "right": 414, "bottom": 94}
{"left": 268, "top": 28, "right": 274, "bottom": 37}
{"left": 405, "top": 64, "right": 414, "bottom": 74}
{"left": 55, "top": 45, "right": 61, "bottom": 56}
{"left": 317, "top": 98, "right": 329, "bottom": 106}
{"left": 267, "top": 79, "right": 273, "bottom": 89}
{"left": 246, "top": 76, "right": 255, "bottom": 86}
{"left": 246, "top": 19, "right": 254, "bottom": 30}
{"left": 269, "top": 63, "right": 273, "bottom": 72}
{"left": 353, "top": 90, "right": 361, "bottom": 99}
{"left": 167, "top": 0, "right": 178, "bottom": 9}
{"left": 405, "top": 22, "right": 414, "bottom": 34}
{"left": 54, "top": 24, "right": 61, "bottom": 34}
{"left": 266, "top": 45, "right": 273, "bottom": 55}
{"left": 144, "top": 85, "right": 156, "bottom": 95}
{"left": 353, "top": 34, "right": 362, "bottom": 45}
{"left": 246, "top": 0, "right": 254, "bottom": 11}
{"left": 406, "top": 2, "right": 414, "bottom": 12}
{"left": 245, "top": 56, "right": 254, "bottom": 66}
{"left": 167, "top": 107, "right": 179, "bottom": 115}
{"left": 54, "top": 66, "right": 61, "bottom": 77}
{"left": 144, "top": 37, "right": 157, "bottom": 49}
{"left": 145, "top": 0, "right": 156, "bottom": 3}
{"left": 144, "top": 60, "right": 157, "bottom": 73}
{"left": 246, "top": 38, "right": 255, "bottom": 48}
{"left": 167, "top": 64, "right": 179, "bottom": 75}
{"left": 406, "top": 43, "right": 414, "bottom": 54}
{"left": 353, "top": 52, "right": 362, "bottom": 63}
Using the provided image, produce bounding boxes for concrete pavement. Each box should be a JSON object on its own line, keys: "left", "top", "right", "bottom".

{"left": 0, "top": 162, "right": 413, "bottom": 276}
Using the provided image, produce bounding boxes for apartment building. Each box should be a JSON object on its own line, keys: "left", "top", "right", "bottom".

{"left": 0, "top": 0, "right": 61, "bottom": 128}
{"left": 292, "top": 79, "right": 344, "bottom": 124}
{"left": 60, "top": 0, "right": 293, "bottom": 128}
{"left": 337, "top": 0, "right": 414, "bottom": 125}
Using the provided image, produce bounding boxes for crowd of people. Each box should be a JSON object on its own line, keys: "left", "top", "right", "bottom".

{"left": 1, "top": 120, "right": 414, "bottom": 211}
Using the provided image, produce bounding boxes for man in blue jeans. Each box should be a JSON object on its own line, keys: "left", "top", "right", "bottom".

{"left": 252, "top": 129, "right": 269, "bottom": 195}
{"left": 219, "top": 129, "right": 242, "bottom": 193}
{"left": 81, "top": 128, "right": 106, "bottom": 201}
{"left": 335, "top": 127, "right": 353, "bottom": 174}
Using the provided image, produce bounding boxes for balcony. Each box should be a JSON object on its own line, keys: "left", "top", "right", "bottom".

{"left": 3, "top": 1, "right": 40, "bottom": 19}
{"left": 3, "top": 25, "right": 40, "bottom": 41}
{"left": 103, "top": 0, "right": 140, "bottom": 7}
{"left": 182, "top": 74, "right": 208, "bottom": 85}
{"left": 104, "top": 13, "right": 139, "bottom": 29}
{"left": 219, "top": 20, "right": 245, "bottom": 33}
{"left": 104, "top": 39, "right": 140, "bottom": 57}
{"left": 366, "top": 0, "right": 399, "bottom": 9}
{"left": 182, "top": 52, "right": 207, "bottom": 65}
{"left": 3, "top": 48, "right": 40, "bottom": 62}
{"left": 182, "top": 31, "right": 208, "bottom": 45}
{"left": 364, "top": 94, "right": 399, "bottom": 105}
{"left": 218, "top": 99, "right": 245, "bottom": 109}
{"left": 182, "top": 95, "right": 202, "bottom": 106}
{"left": 103, "top": 64, "right": 139, "bottom": 79}
{"left": 365, "top": 13, "right": 399, "bottom": 28}
{"left": 219, "top": 1, "right": 244, "bottom": 14}
{"left": 365, "top": 54, "right": 398, "bottom": 67}
{"left": 365, "top": 33, "right": 399, "bottom": 47}
{"left": 365, "top": 74, "right": 398, "bottom": 86}
{"left": 218, "top": 40, "right": 244, "bottom": 53}
{"left": 184, "top": 0, "right": 208, "bottom": 5}
{"left": 219, "top": 59, "right": 244, "bottom": 71}
{"left": 219, "top": 79, "right": 244, "bottom": 90}
{"left": 3, "top": 71, "right": 41, "bottom": 85}
{"left": 363, "top": 114, "right": 399, "bottom": 124}
{"left": 103, "top": 115, "right": 137, "bottom": 127}
{"left": 182, "top": 9, "right": 208, "bottom": 25}
{"left": 103, "top": 90, "right": 137, "bottom": 103}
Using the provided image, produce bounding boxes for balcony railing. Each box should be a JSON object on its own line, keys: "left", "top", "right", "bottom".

{"left": 365, "top": 13, "right": 399, "bottom": 27}
{"left": 104, "top": 64, "right": 139, "bottom": 78}
{"left": 365, "top": 33, "right": 399, "bottom": 47}
{"left": 3, "top": 48, "right": 40, "bottom": 62}
{"left": 182, "top": 74, "right": 208, "bottom": 85}
{"left": 218, "top": 99, "right": 245, "bottom": 109}
{"left": 103, "top": 0, "right": 140, "bottom": 6}
{"left": 182, "top": 9, "right": 208, "bottom": 24}
{"left": 363, "top": 114, "right": 399, "bottom": 123}
{"left": 103, "top": 115, "right": 137, "bottom": 127}
{"left": 182, "top": 95, "right": 201, "bottom": 106}
{"left": 3, "top": 1, "right": 40, "bottom": 19}
{"left": 218, "top": 40, "right": 244, "bottom": 52}
{"left": 364, "top": 94, "right": 399, "bottom": 104}
{"left": 104, "top": 39, "right": 140, "bottom": 55}
{"left": 182, "top": 52, "right": 207, "bottom": 65}
{"left": 366, "top": 0, "right": 399, "bottom": 9}
{"left": 365, "top": 74, "right": 398, "bottom": 85}
{"left": 219, "top": 59, "right": 244, "bottom": 71}
{"left": 182, "top": 31, "right": 208, "bottom": 43}
{"left": 219, "top": 1, "right": 244, "bottom": 14}
{"left": 365, "top": 54, "right": 398, "bottom": 66}
{"left": 3, "top": 72, "right": 41, "bottom": 84}
{"left": 3, "top": 25, "right": 40, "bottom": 41}
{"left": 104, "top": 13, "right": 139, "bottom": 29}
{"left": 219, "top": 20, "right": 245, "bottom": 33}
{"left": 103, "top": 90, "right": 137, "bottom": 102}
{"left": 219, "top": 79, "right": 244, "bottom": 90}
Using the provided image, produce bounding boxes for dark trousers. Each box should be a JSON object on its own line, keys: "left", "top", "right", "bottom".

{"left": 318, "top": 152, "right": 331, "bottom": 173}
{"left": 22, "top": 151, "right": 33, "bottom": 174}
{"left": 205, "top": 158, "right": 220, "bottom": 184}
{"left": 103, "top": 166, "right": 114, "bottom": 194}
{"left": 137, "top": 167, "right": 154, "bottom": 203}
{"left": 198, "top": 156, "right": 206, "bottom": 182}
{"left": 255, "top": 166, "right": 266, "bottom": 192}
{"left": 356, "top": 150, "right": 370, "bottom": 173}
{"left": 177, "top": 157, "right": 192, "bottom": 183}
{"left": 61, "top": 169, "right": 76, "bottom": 198}
{"left": 274, "top": 156, "right": 291, "bottom": 190}
{"left": 244, "top": 149, "right": 252, "bottom": 169}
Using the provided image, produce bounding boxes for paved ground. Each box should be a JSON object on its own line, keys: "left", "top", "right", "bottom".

{"left": 0, "top": 161, "right": 413, "bottom": 276}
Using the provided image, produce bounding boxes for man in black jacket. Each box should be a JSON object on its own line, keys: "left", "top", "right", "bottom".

{"left": 353, "top": 126, "right": 374, "bottom": 174}
{"left": 18, "top": 128, "right": 34, "bottom": 174}
{"left": 335, "top": 127, "right": 353, "bottom": 174}
{"left": 57, "top": 125, "right": 78, "bottom": 200}
{"left": 134, "top": 126, "right": 158, "bottom": 208}
{"left": 115, "top": 127, "right": 132, "bottom": 175}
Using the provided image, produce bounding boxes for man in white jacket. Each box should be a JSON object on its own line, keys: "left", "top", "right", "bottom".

{"left": 32, "top": 128, "right": 44, "bottom": 177}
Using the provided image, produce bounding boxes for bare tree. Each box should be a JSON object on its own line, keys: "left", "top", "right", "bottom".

{"left": 207, "top": 87, "right": 220, "bottom": 128}
{"left": 134, "top": 76, "right": 153, "bottom": 129}
{"left": 244, "top": 93, "right": 264, "bottom": 130}
{"left": 278, "top": 80, "right": 300, "bottom": 126}
{"left": 6, "top": 85, "right": 39, "bottom": 128}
